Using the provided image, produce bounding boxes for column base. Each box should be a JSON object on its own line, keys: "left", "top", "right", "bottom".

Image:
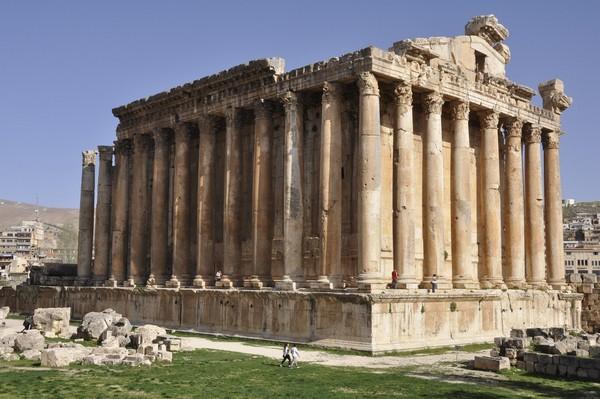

{"left": 526, "top": 281, "right": 548, "bottom": 290}
{"left": 479, "top": 279, "right": 507, "bottom": 289}
{"left": 192, "top": 276, "right": 207, "bottom": 288}
{"left": 75, "top": 277, "right": 91, "bottom": 286}
{"left": 123, "top": 278, "right": 136, "bottom": 288}
{"left": 504, "top": 279, "right": 527, "bottom": 290}
{"left": 548, "top": 280, "right": 566, "bottom": 290}
{"left": 309, "top": 276, "right": 333, "bottom": 290}
{"left": 357, "top": 281, "right": 387, "bottom": 292}
{"left": 243, "top": 276, "right": 263, "bottom": 289}
{"left": 274, "top": 278, "right": 297, "bottom": 291}
{"left": 146, "top": 274, "right": 157, "bottom": 288}
{"left": 165, "top": 276, "right": 181, "bottom": 289}
{"left": 105, "top": 278, "right": 118, "bottom": 288}
{"left": 396, "top": 278, "right": 420, "bottom": 289}
{"left": 452, "top": 280, "right": 480, "bottom": 289}
{"left": 216, "top": 278, "right": 234, "bottom": 289}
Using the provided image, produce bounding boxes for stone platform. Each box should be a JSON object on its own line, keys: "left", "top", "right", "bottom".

{"left": 0, "top": 286, "right": 582, "bottom": 353}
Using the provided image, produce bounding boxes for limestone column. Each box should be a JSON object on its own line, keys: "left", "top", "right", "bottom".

{"left": 503, "top": 118, "right": 526, "bottom": 288}
{"left": 356, "top": 72, "right": 383, "bottom": 291}
{"left": 108, "top": 139, "right": 131, "bottom": 286}
{"left": 127, "top": 133, "right": 152, "bottom": 287}
{"left": 76, "top": 150, "right": 96, "bottom": 284}
{"left": 544, "top": 130, "right": 565, "bottom": 289}
{"left": 248, "top": 100, "right": 273, "bottom": 289}
{"left": 315, "top": 82, "right": 342, "bottom": 289}
{"left": 276, "top": 91, "right": 304, "bottom": 290}
{"left": 167, "top": 122, "right": 195, "bottom": 288}
{"left": 450, "top": 102, "right": 478, "bottom": 288}
{"left": 391, "top": 82, "right": 418, "bottom": 289}
{"left": 92, "top": 146, "right": 113, "bottom": 285}
{"left": 147, "top": 128, "right": 171, "bottom": 286}
{"left": 193, "top": 116, "right": 216, "bottom": 288}
{"left": 221, "top": 107, "right": 242, "bottom": 288}
{"left": 478, "top": 110, "right": 505, "bottom": 289}
{"left": 421, "top": 91, "right": 449, "bottom": 289}
{"left": 524, "top": 124, "right": 546, "bottom": 288}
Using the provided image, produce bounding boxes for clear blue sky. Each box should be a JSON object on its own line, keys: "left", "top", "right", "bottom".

{"left": 0, "top": 1, "right": 597, "bottom": 208}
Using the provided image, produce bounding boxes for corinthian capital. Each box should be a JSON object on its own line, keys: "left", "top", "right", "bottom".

{"left": 523, "top": 124, "right": 542, "bottom": 144}
{"left": 281, "top": 91, "right": 298, "bottom": 111}
{"left": 357, "top": 72, "right": 379, "bottom": 96}
{"left": 82, "top": 150, "right": 97, "bottom": 167}
{"left": 449, "top": 101, "right": 469, "bottom": 121}
{"left": 392, "top": 82, "right": 412, "bottom": 114}
{"left": 322, "top": 81, "right": 342, "bottom": 103}
{"left": 478, "top": 110, "right": 500, "bottom": 129}
{"left": 542, "top": 130, "right": 560, "bottom": 150}
{"left": 422, "top": 91, "right": 444, "bottom": 116}
{"left": 504, "top": 117, "right": 523, "bottom": 139}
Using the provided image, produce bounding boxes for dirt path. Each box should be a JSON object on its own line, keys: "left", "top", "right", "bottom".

{"left": 1, "top": 318, "right": 486, "bottom": 369}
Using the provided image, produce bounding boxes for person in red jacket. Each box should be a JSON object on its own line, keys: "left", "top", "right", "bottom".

{"left": 388, "top": 270, "right": 398, "bottom": 289}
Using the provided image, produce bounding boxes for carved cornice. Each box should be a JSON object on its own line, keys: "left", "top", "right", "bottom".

{"left": 543, "top": 131, "right": 560, "bottom": 150}
{"left": 422, "top": 91, "right": 444, "bottom": 116}
{"left": 449, "top": 101, "right": 469, "bottom": 121}
{"left": 504, "top": 117, "right": 523, "bottom": 139}
{"left": 322, "top": 81, "right": 342, "bottom": 103}
{"left": 357, "top": 72, "right": 379, "bottom": 96}
{"left": 81, "top": 150, "right": 97, "bottom": 167}
{"left": 524, "top": 124, "right": 542, "bottom": 144}
{"left": 478, "top": 110, "right": 500, "bottom": 129}
{"left": 392, "top": 82, "right": 412, "bottom": 114}
{"left": 254, "top": 99, "right": 272, "bottom": 120}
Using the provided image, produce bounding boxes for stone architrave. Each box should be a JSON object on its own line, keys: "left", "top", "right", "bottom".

{"left": 193, "top": 116, "right": 216, "bottom": 288}
{"left": 166, "top": 123, "right": 195, "bottom": 288}
{"left": 93, "top": 146, "right": 113, "bottom": 285}
{"left": 420, "top": 91, "right": 449, "bottom": 289}
{"left": 450, "top": 102, "right": 478, "bottom": 288}
{"left": 127, "top": 133, "right": 152, "bottom": 287}
{"left": 478, "top": 110, "right": 505, "bottom": 289}
{"left": 247, "top": 100, "right": 274, "bottom": 289}
{"left": 503, "top": 118, "right": 526, "bottom": 288}
{"left": 314, "top": 82, "right": 343, "bottom": 290}
{"left": 108, "top": 139, "right": 131, "bottom": 286}
{"left": 77, "top": 150, "right": 96, "bottom": 284}
{"left": 543, "top": 130, "right": 565, "bottom": 289}
{"left": 147, "top": 128, "right": 171, "bottom": 286}
{"left": 356, "top": 72, "right": 383, "bottom": 291}
{"left": 276, "top": 91, "right": 304, "bottom": 290}
{"left": 524, "top": 124, "right": 546, "bottom": 288}
{"left": 392, "top": 82, "right": 418, "bottom": 289}
{"left": 221, "top": 107, "right": 242, "bottom": 288}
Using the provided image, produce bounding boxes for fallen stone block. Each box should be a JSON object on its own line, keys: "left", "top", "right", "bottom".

{"left": 33, "top": 308, "right": 71, "bottom": 338}
{"left": 40, "top": 347, "right": 91, "bottom": 367}
{"left": 532, "top": 336, "right": 553, "bottom": 346}
{"left": 510, "top": 328, "right": 526, "bottom": 338}
{"left": 535, "top": 344, "right": 556, "bottom": 354}
{"left": 156, "top": 350, "right": 173, "bottom": 363}
{"left": 110, "top": 317, "right": 132, "bottom": 337}
{"left": 473, "top": 356, "right": 510, "bottom": 372}
{"left": 20, "top": 349, "right": 41, "bottom": 361}
{"left": 82, "top": 355, "right": 105, "bottom": 366}
{"left": 0, "top": 353, "right": 20, "bottom": 361}
{"left": 505, "top": 348, "right": 517, "bottom": 359}
{"left": 77, "top": 309, "right": 122, "bottom": 340}
{"left": 551, "top": 342, "right": 569, "bottom": 355}
{"left": 165, "top": 338, "right": 181, "bottom": 352}
{"left": 568, "top": 349, "right": 589, "bottom": 357}
{"left": 0, "top": 333, "right": 17, "bottom": 350}
{"left": 505, "top": 338, "right": 527, "bottom": 350}
{"left": 489, "top": 348, "right": 500, "bottom": 357}
{"left": 14, "top": 330, "right": 45, "bottom": 352}
{"left": 549, "top": 327, "right": 565, "bottom": 341}
{"left": 527, "top": 328, "right": 549, "bottom": 338}
{"left": 134, "top": 325, "right": 167, "bottom": 346}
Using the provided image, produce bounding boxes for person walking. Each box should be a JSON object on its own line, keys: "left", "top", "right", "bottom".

{"left": 431, "top": 274, "right": 438, "bottom": 293}
{"left": 289, "top": 344, "right": 300, "bottom": 368}
{"left": 280, "top": 343, "right": 291, "bottom": 367}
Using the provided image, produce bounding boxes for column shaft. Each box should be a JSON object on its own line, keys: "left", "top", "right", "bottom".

{"left": 450, "top": 102, "right": 478, "bottom": 288}
{"left": 277, "top": 91, "right": 304, "bottom": 290}
{"left": 421, "top": 92, "right": 449, "bottom": 289}
{"left": 524, "top": 124, "right": 546, "bottom": 287}
{"left": 315, "top": 82, "right": 342, "bottom": 289}
{"left": 148, "top": 128, "right": 171, "bottom": 286}
{"left": 221, "top": 107, "right": 242, "bottom": 288}
{"left": 356, "top": 72, "right": 383, "bottom": 290}
{"left": 193, "top": 116, "right": 216, "bottom": 288}
{"left": 109, "top": 139, "right": 131, "bottom": 285}
{"left": 127, "top": 133, "right": 151, "bottom": 286}
{"left": 544, "top": 130, "right": 565, "bottom": 288}
{"left": 76, "top": 150, "right": 96, "bottom": 284}
{"left": 93, "top": 146, "right": 113, "bottom": 285}
{"left": 248, "top": 100, "right": 273, "bottom": 289}
{"left": 167, "top": 123, "right": 195, "bottom": 288}
{"left": 479, "top": 110, "right": 504, "bottom": 288}
{"left": 392, "top": 82, "right": 418, "bottom": 288}
{"left": 504, "top": 118, "right": 526, "bottom": 288}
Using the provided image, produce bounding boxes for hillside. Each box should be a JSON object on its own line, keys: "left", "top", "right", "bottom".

{"left": 0, "top": 199, "right": 79, "bottom": 230}
{"left": 563, "top": 201, "right": 600, "bottom": 219}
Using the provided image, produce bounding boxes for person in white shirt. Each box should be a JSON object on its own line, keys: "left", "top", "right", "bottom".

{"left": 279, "top": 343, "right": 291, "bottom": 367}
{"left": 215, "top": 270, "right": 222, "bottom": 283}
{"left": 289, "top": 344, "right": 300, "bottom": 368}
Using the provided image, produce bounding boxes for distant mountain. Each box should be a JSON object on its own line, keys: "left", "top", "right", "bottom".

{"left": 0, "top": 199, "right": 79, "bottom": 230}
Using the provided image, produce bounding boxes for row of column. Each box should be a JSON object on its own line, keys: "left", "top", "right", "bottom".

{"left": 78, "top": 73, "right": 565, "bottom": 290}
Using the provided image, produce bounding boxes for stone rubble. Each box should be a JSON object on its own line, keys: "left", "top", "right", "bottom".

{"left": 32, "top": 307, "right": 71, "bottom": 338}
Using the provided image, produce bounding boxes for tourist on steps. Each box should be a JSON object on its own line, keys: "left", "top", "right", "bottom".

{"left": 431, "top": 274, "right": 438, "bottom": 293}
{"left": 280, "top": 343, "right": 291, "bottom": 367}
{"left": 215, "top": 270, "right": 222, "bottom": 283}
{"left": 387, "top": 270, "right": 399, "bottom": 289}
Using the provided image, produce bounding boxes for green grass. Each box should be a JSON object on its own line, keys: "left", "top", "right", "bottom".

{"left": 1, "top": 350, "right": 598, "bottom": 398}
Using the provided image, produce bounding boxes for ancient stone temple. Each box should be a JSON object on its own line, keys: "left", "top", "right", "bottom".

{"left": 2, "top": 15, "right": 582, "bottom": 352}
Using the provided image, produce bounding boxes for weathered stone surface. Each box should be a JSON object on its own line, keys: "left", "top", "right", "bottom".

{"left": 14, "top": 330, "right": 45, "bottom": 352}
{"left": 590, "top": 346, "right": 600, "bottom": 358}
{"left": 510, "top": 329, "right": 526, "bottom": 338}
{"left": 0, "top": 333, "right": 17, "bottom": 349}
{"left": 20, "top": 349, "right": 41, "bottom": 361}
{"left": 551, "top": 342, "right": 569, "bottom": 355}
{"left": 40, "top": 346, "right": 91, "bottom": 367}
{"left": 0, "top": 353, "right": 20, "bottom": 361}
{"left": 473, "top": 356, "right": 510, "bottom": 371}
{"left": 110, "top": 317, "right": 132, "bottom": 337}
{"left": 33, "top": 307, "right": 71, "bottom": 337}
{"left": 0, "top": 306, "right": 9, "bottom": 320}
{"left": 134, "top": 325, "right": 166, "bottom": 346}
{"left": 77, "top": 309, "right": 122, "bottom": 340}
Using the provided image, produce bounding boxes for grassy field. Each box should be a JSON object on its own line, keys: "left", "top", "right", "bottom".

{"left": 1, "top": 349, "right": 599, "bottom": 398}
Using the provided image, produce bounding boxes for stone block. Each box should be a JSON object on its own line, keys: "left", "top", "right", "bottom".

{"left": 506, "top": 338, "right": 527, "bottom": 349}
{"left": 549, "top": 327, "right": 565, "bottom": 341}
{"left": 77, "top": 309, "right": 122, "bottom": 340}
{"left": 40, "top": 347, "right": 91, "bottom": 367}
{"left": 510, "top": 328, "right": 527, "bottom": 338}
{"left": 20, "top": 349, "right": 41, "bottom": 361}
{"left": 527, "top": 328, "right": 549, "bottom": 338}
{"left": 578, "top": 340, "right": 590, "bottom": 351}
{"left": 525, "top": 361, "right": 535, "bottom": 373}
{"left": 494, "top": 337, "right": 505, "bottom": 347}
{"left": 578, "top": 358, "right": 600, "bottom": 369}
{"left": 490, "top": 348, "right": 500, "bottom": 357}
{"left": 33, "top": 308, "right": 71, "bottom": 337}
{"left": 165, "top": 338, "right": 181, "bottom": 352}
{"left": 590, "top": 346, "right": 600, "bottom": 358}
{"left": 82, "top": 355, "right": 105, "bottom": 366}
{"left": 559, "top": 355, "right": 579, "bottom": 367}
{"left": 582, "top": 274, "right": 598, "bottom": 284}
{"left": 558, "top": 364, "right": 568, "bottom": 377}
{"left": 523, "top": 352, "right": 538, "bottom": 363}
{"left": 515, "top": 360, "right": 525, "bottom": 369}
{"left": 0, "top": 353, "right": 20, "bottom": 361}
{"left": 567, "top": 365, "right": 578, "bottom": 377}
{"left": 544, "top": 363, "right": 558, "bottom": 376}
{"left": 14, "top": 330, "right": 45, "bottom": 352}
{"left": 505, "top": 348, "right": 517, "bottom": 359}
{"left": 588, "top": 368, "right": 600, "bottom": 379}
{"left": 568, "top": 273, "right": 582, "bottom": 283}
{"left": 534, "top": 362, "right": 545, "bottom": 373}
{"left": 537, "top": 353, "right": 554, "bottom": 365}
{"left": 577, "top": 368, "right": 589, "bottom": 379}
{"left": 568, "top": 349, "right": 589, "bottom": 357}
{"left": 551, "top": 342, "right": 569, "bottom": 355}
{"left": 533, "top": 336, "right": 553, "bottom": 345}
{"left": 156, "top": 350, "right": 173, "bottom": 363}
{"left": 535, "top": 344, "right": 556, "bottom": 354}
{"left": 134, "top": 325, "right": 167, "bottom": 345}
